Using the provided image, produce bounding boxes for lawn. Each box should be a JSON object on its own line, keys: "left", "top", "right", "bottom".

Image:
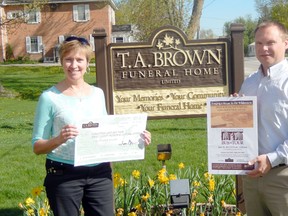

{"left": 0, "top": 65, "right": 236, "bottom": 216}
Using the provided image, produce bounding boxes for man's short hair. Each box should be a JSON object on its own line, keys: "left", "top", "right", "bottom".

{"left": 254, "top": 20, "right": 288, "bottom": 40}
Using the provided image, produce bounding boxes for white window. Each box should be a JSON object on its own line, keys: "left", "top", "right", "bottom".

{"left": 26, "top": 9, "right": 41, "bottom": 24}
{"left": 7, "top": 10, "right": 23, "bottom": 20}
{"left": 26, "top": 36, "right": 42, "bottom": 53}
{"left": 113, "top": 37, "right": 124, "bottom": 43}
{"left": 58, "top": 35, "right": 65, "bottom": 44}
{"left": 73, "top": 4, "right": 90, "bottom": 22}
{"left": 89, "top": 34, "right": 95, "bottom": 51}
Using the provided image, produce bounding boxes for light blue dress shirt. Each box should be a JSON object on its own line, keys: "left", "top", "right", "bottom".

{"left": 32, "top": 85, "right": 107, "bottom": 165}
{"left": 239, "top": 59, "right": 288, "bottom": 167}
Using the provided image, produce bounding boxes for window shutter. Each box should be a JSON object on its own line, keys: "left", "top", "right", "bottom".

{"left": 73, "top": 5, "right": 78, "bottom": 21}
{"left": 85, "top": 4, "right": 90, "bottom": 20}
{"left": 36, "top": 10, "right": 41, "bottom": 23}
{"left": 58, "top": 35, "right": 65, "bottom": 44}
{"left": 26, "top": 36, "right": 31, "bottom": 53}
{"left": 89, "top": 34, "right": 95, "bottom": 51}
{"left": 7, "top": 12, "right": 13, "bottom": 19}
{"left": 24, "top": 11, "right": 29, "bottom": 22}
{"left": 37, "top": 36, "right": 43, "bottom": 52}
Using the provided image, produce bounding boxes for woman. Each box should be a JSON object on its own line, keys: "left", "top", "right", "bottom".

{"left": 32, "top": 36, "right": 151, "bottom": 216}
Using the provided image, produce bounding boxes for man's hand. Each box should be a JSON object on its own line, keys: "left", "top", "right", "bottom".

{"left": 246, "top": 154, "right": 272, "bottom": 178}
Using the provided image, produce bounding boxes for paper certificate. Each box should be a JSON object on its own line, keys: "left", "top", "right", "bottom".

{"left": 207, "top": 97, "right": 258, "bottom": 175}
{"left": 74, "top": 113, "right": 148, "bottom": 166}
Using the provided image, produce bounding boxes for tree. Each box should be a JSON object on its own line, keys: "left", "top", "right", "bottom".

{"left": 255, "top": 0, "right": 288, "bottom": 23}
{"left": 0, "top": 0, "right": 48, "bottom": 28}
{"left": 223, "top": 16, "right": 258, "bottom": 56}
{"left": 270, "top": 2, "right": 288, "bottom": 29}
{"left": 186, "top": 0, "right": 204, "bottom": 39}
{"left": 199, "top": 29, "right": 215, "bottom": 39}
{"left": 255, "top": 0, "right": 272, "bottom": 21}
{"left": 115, "top": 0, "right": 174, "bottom": 41}
{"left": 115, "top": 0, "right": 204, "bottom": 41}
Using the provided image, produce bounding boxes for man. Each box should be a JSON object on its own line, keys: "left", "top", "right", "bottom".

{"left": 239, "top": 21, "right": 288, "bottom": 215}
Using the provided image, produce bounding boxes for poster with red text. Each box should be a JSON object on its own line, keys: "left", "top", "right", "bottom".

{"left": 207, "top": 96, "right": 258, "bottom": 175}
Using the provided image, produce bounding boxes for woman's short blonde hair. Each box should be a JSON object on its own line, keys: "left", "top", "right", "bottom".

{"left": 59, "top": 36, "right": 93, "bottom": 64}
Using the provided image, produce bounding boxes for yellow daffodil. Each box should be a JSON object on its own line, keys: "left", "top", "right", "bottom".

{"left": 169, "top": 174, "right": 177, "bottom": 180}
{"left": 166, "top": 209, "right": 173, "bottom": 216}
{"left": 157, "top": 168, "right": 169, "bottom": 184}
{"left": 80, "top": 208, "right": 85, "bottom": 215}
{"left": 200, "top": 213, "right": 205, "bottom": 216}
{"left": 132, "top": 170, "right": 141, "bottom": 179}
{"left": 236, "top": 211, "right": 242, "bottom": 216}
{"left": 27, "top": 208, "right": 35, "bottom": 216}
{"left": 141, "top": 192, "right": 150, "bottom": 202}
{"left": 39, "top": 208, "right": 46, "bottom": 216}
{"left": 135, "top": 204, "right": 142, "bottom": 212}
{"left": 113, "top": 180, "right": 120, "bottom": 188}
{"left": 191, "top": 190, "right": 198, "bottom": 199}
{"left": 44, "top": 198, "right": 50, "bottom": 208}
{"left": 18, "top": 202, "right": 24, "bottom": 209}
{"left": 190, "top": 201, "right": 196, "bottom": 211}
{"left": 114, "top": 173, "right": 122, "bottom": 188}
{"left": 114, "top": 172, "right": 121, "bottom": 180}
{"left": 158, "top": 168, "right": 166, "bottom": 175}
{"left": 178, "top": 162, "right": 185, "bottom": 169}
{"left": 128, "top": 212, "right": 136, "bottom": 216}
{"left": 193, "top": 181, "right": 201, "bottom": 187}
{"left": 148, "top": 179, "right": 155, "bottom": 188}
{"left": 116, "top": 208, "right": 124, "bottom": 216}
{"left": 118, "top": 177, "right": 127, "bottom": 186}
{"left": 25, "top": 197, "right": 35, "bottom": 206}
{"left": 204, "top": 172, "right": 213, "bottom": 180}
{"left": 208, "top": 194, "right": 214, "bottom": 203}
{"left": 32, "top": 187, "right": 43, "bottom": 197}
{"left": 158, "top": 174, "right": 169, "bottom": 184}
{"left": 209, "top": 178, "right": 215, "bottom": 191}
{"left": 115, "top": 176, "right": 127, "bottom": 187}
{"left": 221, "top": 200, "right": 226, "bottom": 208}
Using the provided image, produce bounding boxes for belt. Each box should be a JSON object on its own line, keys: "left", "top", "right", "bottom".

{"left": 274, "top": 164, "right": 286, "bottom": 168}
{"left": 45, "top": 159, "right": 111, "bottom": 175}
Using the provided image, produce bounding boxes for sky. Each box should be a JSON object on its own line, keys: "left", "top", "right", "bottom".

{"left": 200, "top": 0, "right": 258, "bottom": 36}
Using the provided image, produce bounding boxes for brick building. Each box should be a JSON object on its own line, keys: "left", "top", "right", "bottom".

{"left": 0, "top": 0, "right": 117, "bottom": 62}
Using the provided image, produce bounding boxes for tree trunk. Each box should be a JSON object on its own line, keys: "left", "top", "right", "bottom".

{"left": 187, "top": 0, "right": 204, "bottom": 39}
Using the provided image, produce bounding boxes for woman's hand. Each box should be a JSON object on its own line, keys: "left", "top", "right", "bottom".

{"left": 142, "top": 130, "right": 151, "bottom": 146}
{"left": 34, "top": 125, "right": 79, "bottom": 155}
{"left": 60, "top": 125, "right": 79, "bottom": 142}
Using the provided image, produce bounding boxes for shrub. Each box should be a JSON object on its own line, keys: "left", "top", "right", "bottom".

{"left": 5, "top": 43, "right": 15, "bottom": 61}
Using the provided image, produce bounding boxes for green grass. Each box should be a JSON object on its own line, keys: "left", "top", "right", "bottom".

{"left": 0, "top": 65, "right": 231, "bottom": 216}
{"left": 0, "top": 66, "right": 97, "bottom": 100}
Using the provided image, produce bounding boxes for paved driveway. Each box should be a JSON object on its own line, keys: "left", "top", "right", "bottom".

{"left": 244, "top": 56, "right": 259, "bottom": 77}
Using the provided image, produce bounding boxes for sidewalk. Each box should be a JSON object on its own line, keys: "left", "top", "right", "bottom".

{"left": 1, "top": 58, "right": 260, "bottom": 76}
{"left": 244, "top": 56, "right": 259, "bottom": 77}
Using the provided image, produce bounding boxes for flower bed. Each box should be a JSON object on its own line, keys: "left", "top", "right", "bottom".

{"left": 19, "top": 163, "right": 243, "bottom": 216}
{"left": 114, "top": 163, "right": 243, "bottom": 216}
